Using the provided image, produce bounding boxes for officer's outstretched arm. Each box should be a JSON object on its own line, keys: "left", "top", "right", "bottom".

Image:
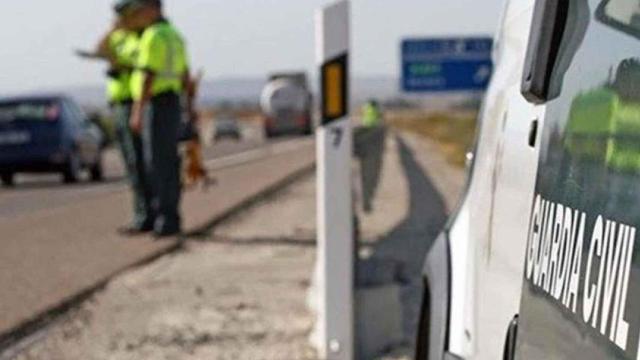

{"left": 86, "top": 22, "right": 121, "bottom": 65}
{"left": 74, "top": 32, "right": 113, "bottom": 62}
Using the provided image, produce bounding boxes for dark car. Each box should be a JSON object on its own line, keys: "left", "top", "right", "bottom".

{"left": 214, "top": 117, "right": 242, "bottom": 141}
{"left": 0, "top": 95, "right": 104, "bottom": 186}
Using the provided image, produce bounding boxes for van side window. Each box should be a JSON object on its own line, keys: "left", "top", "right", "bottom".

{"left": 598, "top": 0, "right": 640, "bottom": 39}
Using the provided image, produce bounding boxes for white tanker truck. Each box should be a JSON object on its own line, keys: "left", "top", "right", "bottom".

{"left": 260, "top": 72, "right": 313, "bottom": 137}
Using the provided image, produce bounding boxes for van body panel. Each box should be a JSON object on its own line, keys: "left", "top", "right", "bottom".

{"left": 437, "top": 1, "right": 538, "bottom": 358}
{"left": 448, "top": 204, "right": 474, "bottom": 356}
{"left": 475, "top": 91, "right": 544, "bottom": 359}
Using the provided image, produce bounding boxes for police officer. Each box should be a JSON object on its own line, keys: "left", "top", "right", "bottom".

{"left": 361, "top": 99, "right": 382, "bottom": 128}
{"left": 79, "top": 2, "right": 154, "bottom": 234}
{"left": 356, "top": 99, "right": 385, "bottom": 212}
{"left": 128, "top": 0, "right": 193, "bottom": 237}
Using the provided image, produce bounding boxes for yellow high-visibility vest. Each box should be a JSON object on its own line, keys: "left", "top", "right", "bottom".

{"left": 131, "top": 20, "right": 188, "bottom": 100}
{"left": 107, "top": 30, "right": 139, "bottom": 103}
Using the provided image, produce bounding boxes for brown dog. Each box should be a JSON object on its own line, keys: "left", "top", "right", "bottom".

{"left": 181, "top": 70, "right": 216, "bottom": 190}
{"left": 182, "top": 132, "right": 216, "bottom": 190}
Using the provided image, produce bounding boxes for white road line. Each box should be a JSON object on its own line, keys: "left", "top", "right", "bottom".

{"left": 205, "top": 138, "right": 312, "bottom": 170}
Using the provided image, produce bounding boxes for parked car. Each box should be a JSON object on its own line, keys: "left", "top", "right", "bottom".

{"left": 260, "top": 72, "right": 313, "bottom": 137}
{"left": 416, "top": 0, "right": 640, "bottom": 359}
{"left": 0, "top": 94, "right": 104, "bottom": 186}
{"left": 213, "top": 117, "right": 242, "bottom": 141}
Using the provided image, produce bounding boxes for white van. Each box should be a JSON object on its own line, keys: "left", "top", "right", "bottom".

{"left": 416, "top": 0, "right": 640, "bottom": 359}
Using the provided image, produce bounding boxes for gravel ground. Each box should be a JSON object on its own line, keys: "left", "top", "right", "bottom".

{"left": 14, "top": 242, "right": 316, "bottom": 360}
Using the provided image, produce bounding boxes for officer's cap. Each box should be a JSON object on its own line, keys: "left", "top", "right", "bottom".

{"left": 113, "top": 0, "right": 161, "bottom": 14}
{"left": 113, "top": 0, "right": 140, "bottom": 15}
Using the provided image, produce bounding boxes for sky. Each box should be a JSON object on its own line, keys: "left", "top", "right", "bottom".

{"left": 0, "top": 0, "right": 505, "bottom": 95}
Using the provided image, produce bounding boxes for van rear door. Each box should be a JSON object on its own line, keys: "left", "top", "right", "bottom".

{"left": 515, "top": 0, "right": 640, "bottom": 358}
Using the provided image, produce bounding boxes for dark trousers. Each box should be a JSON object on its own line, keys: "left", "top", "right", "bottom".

{"left": 143, "top": 93, "right": 182, "bottom": 234}
{"left": 113, "top": 102, "right": 153, "bottom": 229}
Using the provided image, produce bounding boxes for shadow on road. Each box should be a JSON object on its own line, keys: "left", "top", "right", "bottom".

{"left": 357, "top": 135, "right": 448, "bottom": 350}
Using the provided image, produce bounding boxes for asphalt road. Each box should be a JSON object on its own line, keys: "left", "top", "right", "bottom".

{"left": 0, "top": 122, "right": 303, "bottom": 219}
{"left": 0, "top": 125, "right": 315, "bottom": 346}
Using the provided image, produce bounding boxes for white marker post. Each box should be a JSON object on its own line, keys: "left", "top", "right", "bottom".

{"left": 315, "top": 1, "right": 354, "bottom": 359}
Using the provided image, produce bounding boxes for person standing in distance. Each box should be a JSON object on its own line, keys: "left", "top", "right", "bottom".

{"left": 128, "top": 0, "right": 194, "bottom": 237}
{"left": 77, "top": 1, "right": 154, "bottom": 235}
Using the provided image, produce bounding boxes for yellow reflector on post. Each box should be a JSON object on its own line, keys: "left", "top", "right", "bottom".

{"left": 321, "top": 53, "right": 348, "bottom": 124}
{"left": 325, "top": 63, "right": 343, "bottom": 118}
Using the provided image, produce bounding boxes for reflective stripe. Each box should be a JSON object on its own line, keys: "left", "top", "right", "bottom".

{"left": 131, "top": 21, "right": 188, "bottom": 100}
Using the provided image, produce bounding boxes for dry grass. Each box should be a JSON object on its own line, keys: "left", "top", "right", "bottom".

{"left": 387, "top": 110, "right": 478, "bottom": 167}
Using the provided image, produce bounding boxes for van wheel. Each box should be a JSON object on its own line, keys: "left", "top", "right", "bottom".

{"left": 63, "top": 152, "right": 82, "bottom": 184}
{"left": 1, "top": 172, "right": 15, "bottom": 187}
{"left": 90, "top": 155, "right": 104, "bottom": 182}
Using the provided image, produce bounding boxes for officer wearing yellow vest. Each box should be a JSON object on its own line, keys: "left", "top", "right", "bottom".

{"left": 125, "top": 0, "right": 194, "bottom": 237}
{"left": 361, "top": 99, "right": 382, "bottom": 128}
{"left": 77, "top": 2, "right": 154, "bottom": 235}
{"left": 356, "top": 99, "right": 385, "bottom": 212}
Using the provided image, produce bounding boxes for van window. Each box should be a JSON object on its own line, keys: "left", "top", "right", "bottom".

{"left": 598, "top": 0, "right": 640, "bottom": 38}
{"left": 0, "top": 101, "right": 60, "bottom": 122}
